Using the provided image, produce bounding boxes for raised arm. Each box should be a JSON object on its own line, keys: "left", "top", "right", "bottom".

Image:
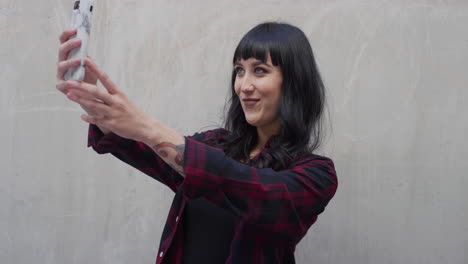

{"left": 87, "top": 122, "right": 223, "bottom": 192}
{"left": 87, "top": 123, "right": 183, "bottom": 192}
{"left": 60, "top": 55, "right": 217, "bottom": 191}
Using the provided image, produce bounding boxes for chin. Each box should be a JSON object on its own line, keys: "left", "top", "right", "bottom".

{"left": 245, "top": 118, "right": 259, "bottom": 127}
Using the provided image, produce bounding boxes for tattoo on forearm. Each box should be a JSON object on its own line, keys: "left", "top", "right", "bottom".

{"left": 152, "top": 142, "right": 185, "bottom": 176}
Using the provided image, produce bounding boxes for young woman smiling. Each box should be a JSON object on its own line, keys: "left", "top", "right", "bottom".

{"left": 56, "top": 22, "right": 338, "bottom": 264}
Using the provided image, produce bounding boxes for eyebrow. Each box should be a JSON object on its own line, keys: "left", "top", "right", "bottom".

{"left": 234, "top": 60, "right": 273, "bottom": 68}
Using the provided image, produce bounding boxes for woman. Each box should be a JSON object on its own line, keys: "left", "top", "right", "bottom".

{"left": 56, "top": 22, "right": 338, "bottom": 264}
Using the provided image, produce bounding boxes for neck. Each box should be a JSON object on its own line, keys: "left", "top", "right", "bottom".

{"left": 255, "top": 120, "right": 281, "bottom": 149}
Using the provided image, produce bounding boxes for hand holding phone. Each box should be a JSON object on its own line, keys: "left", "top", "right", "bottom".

{"left": 64, "top": 0, "right": 95, "bottom": 81}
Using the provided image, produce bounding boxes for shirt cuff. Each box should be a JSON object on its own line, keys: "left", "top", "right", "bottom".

{"left": 87, "top": 124, "right": 132, "bottom": 154}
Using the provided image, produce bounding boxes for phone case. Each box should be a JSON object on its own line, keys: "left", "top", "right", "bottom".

{"left": 64, "top": 0, "right": 95, "bottom": 82}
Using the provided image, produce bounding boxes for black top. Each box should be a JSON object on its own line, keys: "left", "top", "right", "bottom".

{"left": 182, "top": 197, "right": 237, "bottom": 264}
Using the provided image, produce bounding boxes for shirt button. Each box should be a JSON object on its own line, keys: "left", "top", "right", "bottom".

{"left": 159, "top": 251, "right": 163, "bottom": 257}
{"left": 176, "top": 216, "right": 179, "bottom": 222}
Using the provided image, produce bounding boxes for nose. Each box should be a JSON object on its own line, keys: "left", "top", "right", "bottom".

{"left": 239, "top": 74, "right": 255, "bottom": 93}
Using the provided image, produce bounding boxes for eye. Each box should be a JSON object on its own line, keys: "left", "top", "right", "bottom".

{"left": 254, "top": 67, "right": 267, "bottom": 74}
{"left": 234, "top": 67, "right": 244, "bottom": 75}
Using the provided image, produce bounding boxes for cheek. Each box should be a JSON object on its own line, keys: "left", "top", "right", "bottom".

{"left": 273, "top": 79, "right": 283, "bottom": 104}
{"left": 233, "top": 80, "right": 240, "bottom": 96}
{"left": 263, "top": 82, "right": 282, "bottom": 105}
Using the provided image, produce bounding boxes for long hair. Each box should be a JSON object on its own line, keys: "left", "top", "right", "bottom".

{"left": 209, "top": 22, "right": 327, "bottom": 171}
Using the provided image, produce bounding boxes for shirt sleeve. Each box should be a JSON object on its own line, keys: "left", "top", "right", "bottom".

{"left": 86, "top": 124, "right": 225, "bottom": 193}
{"left": 181, "top": 135, "right": 338, "bottom": 241}
{"left": 87, "top": 124, "right": 183, "bottom": 192}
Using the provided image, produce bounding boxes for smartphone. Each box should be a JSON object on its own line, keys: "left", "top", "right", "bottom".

{"left": 64, "top": 0, "right": 95, "bottom": 82}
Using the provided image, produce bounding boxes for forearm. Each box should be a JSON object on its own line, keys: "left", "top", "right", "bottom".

{"left": 141, "top": 119, "right": 186, "bottom": 178}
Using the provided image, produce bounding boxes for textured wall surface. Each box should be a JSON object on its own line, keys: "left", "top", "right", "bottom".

{"left": 1, "top": 0, "right": 467, "bottom": 263}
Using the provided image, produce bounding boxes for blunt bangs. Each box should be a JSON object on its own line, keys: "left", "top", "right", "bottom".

{"left": 232, "top": 25, "right": 284, "bottom": 66}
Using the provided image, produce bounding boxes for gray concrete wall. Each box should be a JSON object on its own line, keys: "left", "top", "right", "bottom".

{"left": 1, "top": 0, "right": 467, "bottom": 263}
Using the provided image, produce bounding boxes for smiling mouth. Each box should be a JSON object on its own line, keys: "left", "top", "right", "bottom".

{"left": 243, "top": 99, "right": 260, "bottom": 106}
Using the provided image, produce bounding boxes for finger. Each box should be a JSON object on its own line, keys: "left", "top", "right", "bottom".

{"left": 56, "top": 79, "right": 68, "bottom": 94}
{"left": 56, "top": 79, "right": 84, "bottom": 97}
{"left": 80, "top": 113, "right": 109, "bottom": 126}
{"left": 59, "top": 28, "right": 78, "bottom": 43}
{"left": 65, "top": 80, "right": 115, "bottom": 106}
{"left": 67, "top": 91, "right": 112, "bottom": 114}
{"left": 84, "top": 57, "right": 120, "bottom": 95}
{"left": 56, "top": 79, "right": 77, "bottom": 94}
{"left": 83, "top": 57, "right": 98, "bottom": 84}
{"left": 57, "top": 80, "right": 104, "bottom": 104}
{"left": 56, "top": 58, "right": 81, "bottom": 80}
{"left": 71, "top": 89, "right": 104, "bottom": 102}
{"left": 58, "top": 37, "right": 81, "bottom": 62}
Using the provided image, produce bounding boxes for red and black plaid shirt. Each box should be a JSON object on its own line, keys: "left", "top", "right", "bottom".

{"left": 87, "top": 124, "right": 338, "bottom": 264}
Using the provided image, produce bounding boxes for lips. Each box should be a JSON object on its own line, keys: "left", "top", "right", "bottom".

{"left": 242, "top": 99, "right": 260, "bottom": 106}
